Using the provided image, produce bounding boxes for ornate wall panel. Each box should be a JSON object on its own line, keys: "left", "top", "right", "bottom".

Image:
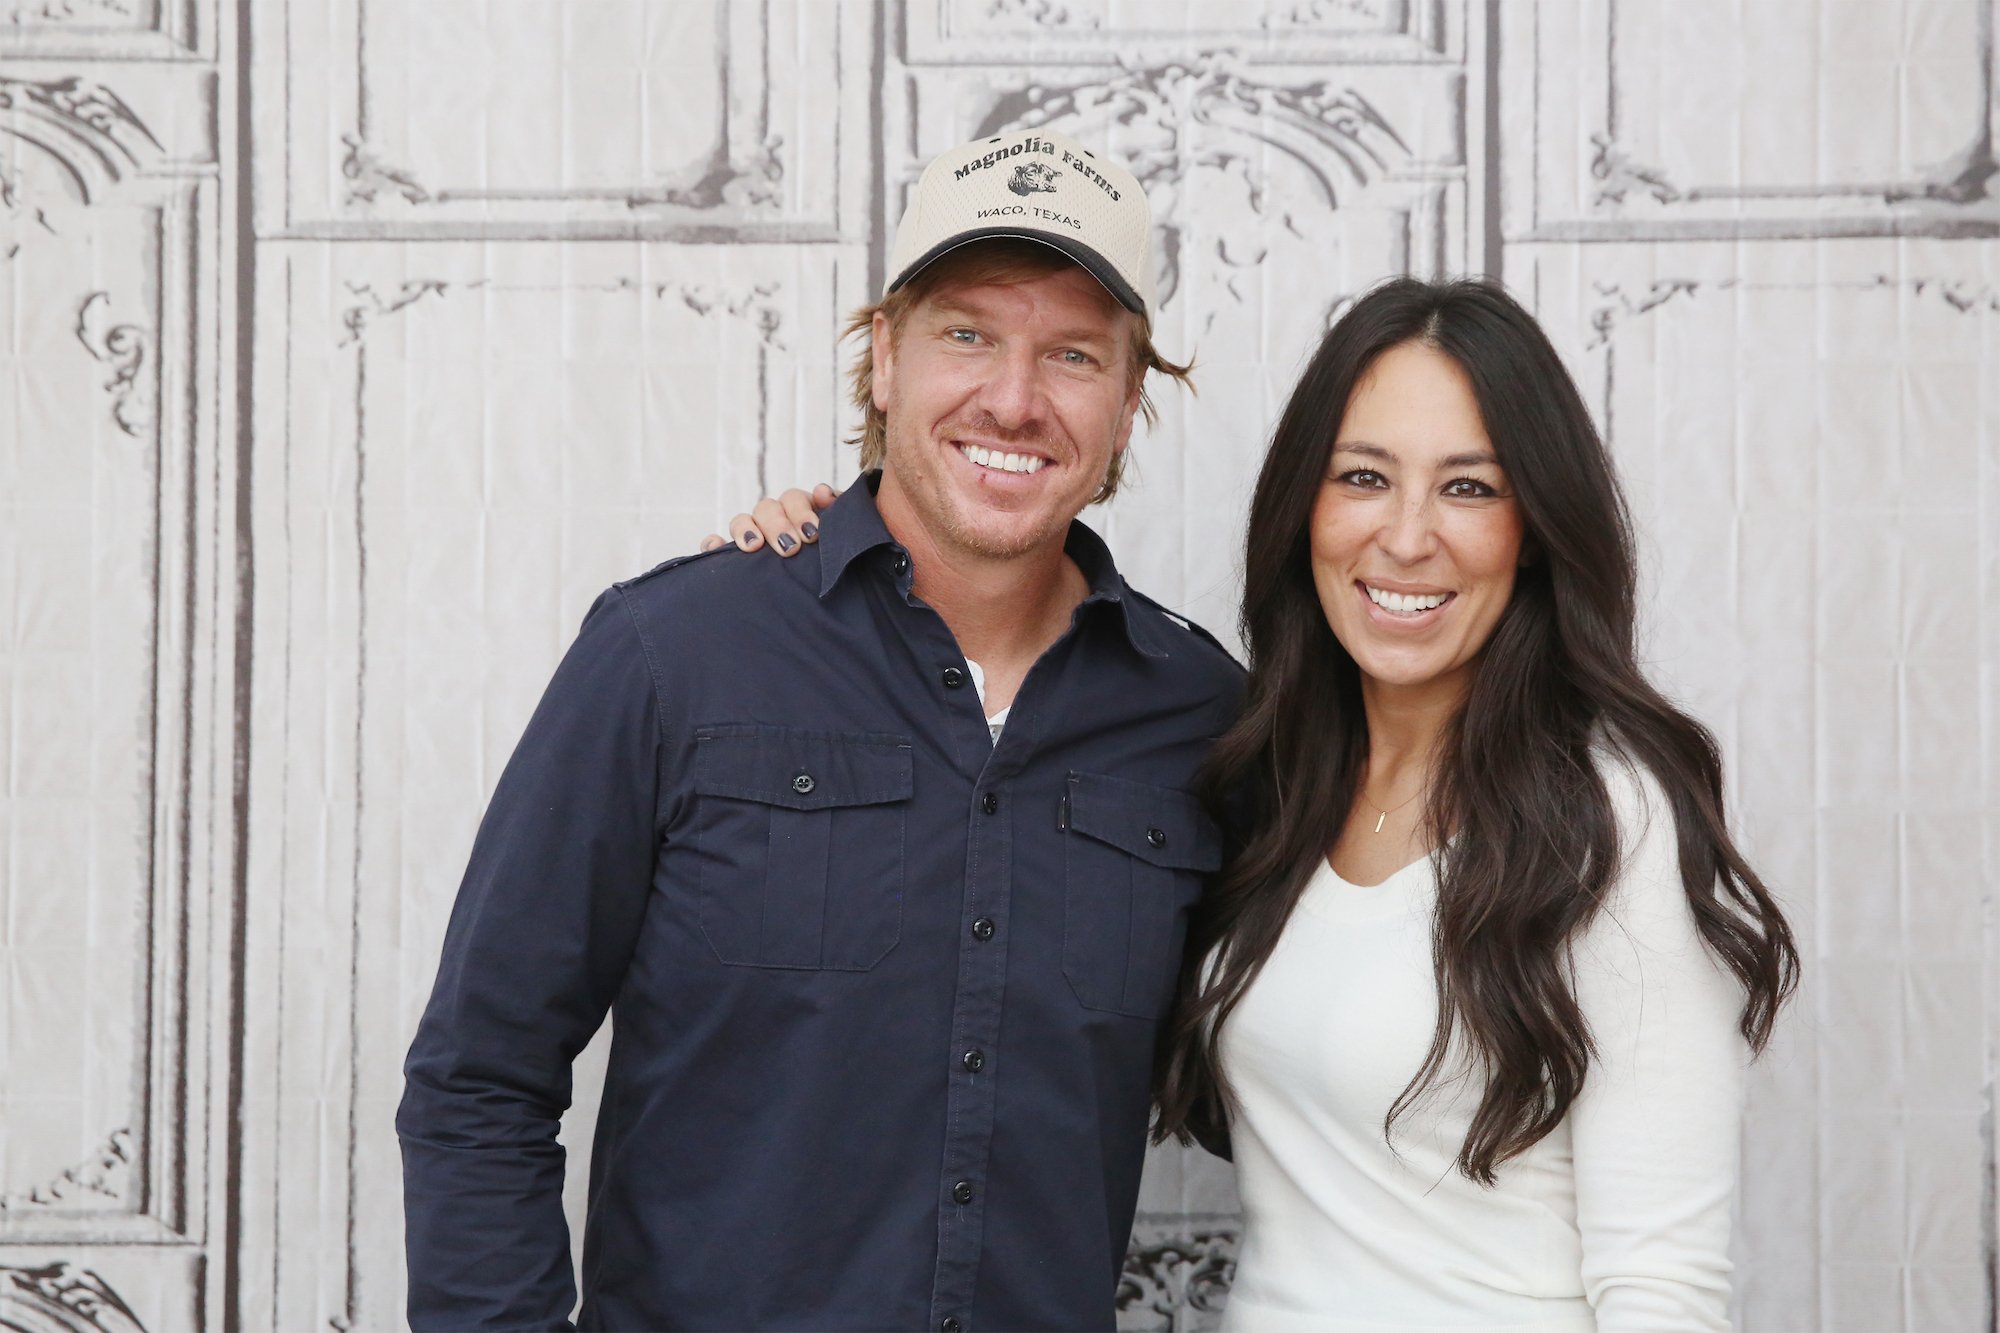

{"left": 1501, "top": 0, "right": 2000, "bottom": 241}
{"left": 255, "top": 0, "right": 873, "bottom": 240}
{"left": 1527, "top": 237, "right": 2000, "bottom": 1331}
{"left": 0, "top": 2, "right": 228, "bottom": 1314}
{"left": 237, "top": 240, "right": 860, "bottom": 1331}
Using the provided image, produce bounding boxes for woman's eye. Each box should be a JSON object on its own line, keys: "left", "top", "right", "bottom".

{"left": 1337, "top": 469, "right": 1388, "bottom": 489}
{"left": 1445, "top": 478, "right": 1497, "bottom": 498}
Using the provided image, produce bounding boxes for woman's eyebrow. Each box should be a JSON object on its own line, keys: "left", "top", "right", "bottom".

{"left": 1332, "top": 441, "right": 1394, "bottom": 461}
{"left": 1332, "top": 443, "right": 1501, "bottom": 468}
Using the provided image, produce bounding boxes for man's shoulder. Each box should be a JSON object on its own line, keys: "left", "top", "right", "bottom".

{"left": 1121, "top": 586, "right": 1245, "bottom": 682}
{"left": 612, "top": 540, "right": 822, "bottom": 611}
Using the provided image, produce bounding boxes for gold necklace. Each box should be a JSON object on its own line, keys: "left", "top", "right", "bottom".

{"left": 1363, "top": 775, "right": 1426, "bottom": 834}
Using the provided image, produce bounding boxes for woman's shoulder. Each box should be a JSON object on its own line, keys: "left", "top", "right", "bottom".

{"left": 1580, "top": 739, "right": 1704, "bottom": 948}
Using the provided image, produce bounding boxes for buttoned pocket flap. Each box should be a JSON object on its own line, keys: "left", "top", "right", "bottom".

{"left": 694, "top": 726, "right": 913, "bottom": 810}
{"left": 1064, "top": 772, "right": 1222, "bottom": 872}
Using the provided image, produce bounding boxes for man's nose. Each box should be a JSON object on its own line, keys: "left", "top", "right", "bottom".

{"left": 975, "top": 349, "right": 1044, "bottom": 431}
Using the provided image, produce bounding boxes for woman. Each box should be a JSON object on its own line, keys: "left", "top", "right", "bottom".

{"left": 718, "top": 277, "right": 1797, "bottom": 1329}
{"left": 1151, "top": 278, "right": 1796, "bottom": 1331}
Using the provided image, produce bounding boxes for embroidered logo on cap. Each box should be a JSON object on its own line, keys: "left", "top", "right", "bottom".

{"left": 1007, "top": 162, "right": 1061, "bottom": 196}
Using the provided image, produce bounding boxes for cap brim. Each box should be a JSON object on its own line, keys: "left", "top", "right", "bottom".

{"left": 887, "top": 229, "right": 1146, "bottom": 317}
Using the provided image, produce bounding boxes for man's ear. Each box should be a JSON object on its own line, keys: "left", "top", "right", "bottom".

{"left": 871, "top": 310, "right": 895, "bottom": 413}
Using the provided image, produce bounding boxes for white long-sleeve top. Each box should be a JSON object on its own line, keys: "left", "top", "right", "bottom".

{"left": 1217, "top": 758, "right": 1747, "bottom": 1332}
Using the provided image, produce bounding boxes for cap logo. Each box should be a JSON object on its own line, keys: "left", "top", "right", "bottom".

{"left": 1007, "top": 162, "right": 1061, "bottom": 196}
{"left": 953, "top": 135, "right": 1060, "bottom": 181}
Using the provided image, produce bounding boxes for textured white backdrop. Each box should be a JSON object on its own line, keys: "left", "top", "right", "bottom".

{"left": 0, "top": 2, "right": 1995, "bottom": 1330}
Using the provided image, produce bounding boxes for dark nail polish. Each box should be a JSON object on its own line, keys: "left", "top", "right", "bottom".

{"left": 802, "top": 522, "right": 819, "bottom": 541}
{"left": 776, "top": 533, "right": 796, "bottom": 553}
{"left": 741, "top": 532, "right": 760, "bottom": 548}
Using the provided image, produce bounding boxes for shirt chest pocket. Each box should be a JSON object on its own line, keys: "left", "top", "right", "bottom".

{"left": 691, "top": 726, "right": 913, "bottom": 971}
{"left": 1061, "top": 772, "right": 1223, "bottom": 1018}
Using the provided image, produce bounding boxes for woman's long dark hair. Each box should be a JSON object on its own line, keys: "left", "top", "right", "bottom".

{"left": 1155, "top": 277, "right": 1799, "bottom": 1183}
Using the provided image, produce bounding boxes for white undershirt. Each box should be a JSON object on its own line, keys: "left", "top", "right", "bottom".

{"left": 1218, "top": 757, "right": 1747, "bottom": 1333}
{"left": 962, "top": 658, "right": 1009, "bottom": 743}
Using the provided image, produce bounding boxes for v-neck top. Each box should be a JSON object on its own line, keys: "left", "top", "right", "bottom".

{"left": 1217, "top": 758, "right": 1746, "bottom": 1332}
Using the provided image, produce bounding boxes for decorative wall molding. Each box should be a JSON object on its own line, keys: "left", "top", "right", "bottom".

{"left": 74, "top": 290, "right": 154, "bottom": 437}
{"left": 975, "top": 52, "right": 1413, "bottom": 304}
{"left": 1584, "top": 272, "right": 2000, "bottom": 350}
{"left": 0, "top": 1264, "right": 147, "bottom": 1333}
{"left": 336, "top": 275, "right": 788, "bottom": 350}
{"left": 1116, "top": 1229, "right": 1238, "bottom": 1325}
{"left": 0, "top": 76, "right": 161, "bottom": 205}
{"left": 1504, "top": 0, "right": 2000, "bottom": 239}
{"left": 0, "top": 0, "right": 204, "bottom": 59}
{"left": 5, "top": 0, "right": 137, "bottom": 24}
{"left": 0, "top": 184, "right": 214, "bottom": 1257}
{"left": 905, "top": 0, "right": 1458, "bottom": 63}
{"left": 0, "top": 1129, "right": 134, "bottom": 1213}
{"left": 264, "top": 0, "right": 865, "bottom": 239}
{"left": 338, "top": 135, "right": 427, "bottom": 208}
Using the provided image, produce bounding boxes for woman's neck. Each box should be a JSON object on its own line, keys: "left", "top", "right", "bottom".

{"left": 1358, "top": 667, "right": 1469, "bottom": 784}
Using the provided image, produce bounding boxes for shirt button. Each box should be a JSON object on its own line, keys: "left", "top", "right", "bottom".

{"left": 941, "top": 666, "right": 966, "bottom": 689}
{"left": 793, "top": 773, "right": 816, "bottom": 795}
{"left": 941, "top": 1320, "right": 963, "bottom": 1333}
{"left": 892, "top": 552, "right": 910, "bottom": 576}
{"left": 952, "top": 1180, "right": 975, "bottom": 1205}
{"left": 971, "top": 917, "right": 995, "bottom": 941}
{"left": 1147, "top": 826, "right": 1167, "bottom": 848}
{"left": 981, "top": 792, "right": 998, "bottom": 815}
{"left": 961, "top": 1049, "right": 985, "bottom": 1072}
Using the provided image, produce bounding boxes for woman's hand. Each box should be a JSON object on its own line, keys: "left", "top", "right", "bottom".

{"left": 700, "top": 483, "right": 840, "bottom": 556}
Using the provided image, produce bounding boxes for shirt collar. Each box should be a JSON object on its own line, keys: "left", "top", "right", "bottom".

{"left": 817, "top": 472, "right": 1170, "bottom": 660}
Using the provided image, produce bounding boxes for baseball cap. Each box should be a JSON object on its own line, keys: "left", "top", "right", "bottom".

{"left": 885, "top": 127, "right": 1156, "bottom": 321}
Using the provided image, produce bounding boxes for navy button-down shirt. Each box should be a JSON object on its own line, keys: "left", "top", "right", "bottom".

{"left": 398, "top": 478, "right": 1244, "bottom": 1332}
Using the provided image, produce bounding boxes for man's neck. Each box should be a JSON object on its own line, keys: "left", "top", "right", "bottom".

{"left": 875, "top": 484, "right": 1091, "bottom": 684}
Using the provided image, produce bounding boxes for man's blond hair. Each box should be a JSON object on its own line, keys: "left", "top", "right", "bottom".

{"left": 843, "top": 240, "right": 1194, "bottom": 504}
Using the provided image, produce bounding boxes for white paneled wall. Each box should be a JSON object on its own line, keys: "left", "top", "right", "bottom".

{"left": 1, "top": 2, "right": 1993, "bottom": 1329}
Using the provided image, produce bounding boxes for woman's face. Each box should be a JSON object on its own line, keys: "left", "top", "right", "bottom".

{"left": 1309, "top": 340, "right": 1526, "bottom": 698}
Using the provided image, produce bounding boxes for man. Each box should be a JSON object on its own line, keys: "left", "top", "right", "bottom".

{"left": 398, "top": 126, "right": 1244, "bottom": 1332}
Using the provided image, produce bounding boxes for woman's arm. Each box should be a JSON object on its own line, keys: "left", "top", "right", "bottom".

{"left": 1569, "top": 757, "right": 1751, "bottom": 1332}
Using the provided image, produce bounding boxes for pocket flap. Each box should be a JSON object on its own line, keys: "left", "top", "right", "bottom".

{"left": 1064, "top": 771, "right": 1223, "bottom": 872}
{"left": 694, "top": 725, "right": 914, "bottom": 810}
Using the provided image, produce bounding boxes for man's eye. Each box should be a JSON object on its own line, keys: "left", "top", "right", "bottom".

{"left": 947, "top": 328, "right": 979, "bottom": 344}
{"left": 1060, "top": 349, "right": 1092, "bottom": 365}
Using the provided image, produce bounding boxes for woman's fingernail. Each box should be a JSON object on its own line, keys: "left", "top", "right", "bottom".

{"left": 802, "top": 522, "right": 819, "bottom": 541}
{"left": 776, "top": 533, "right": 796, "bottom": 553}
{"left": 741, "top": 532, "right": 760, "bottom": 548}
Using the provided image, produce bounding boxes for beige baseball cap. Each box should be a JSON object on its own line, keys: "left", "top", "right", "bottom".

{"left": 885, "top": 127, "right": 1157, "bottom": 321}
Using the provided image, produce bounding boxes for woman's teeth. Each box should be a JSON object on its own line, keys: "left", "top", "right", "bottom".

{"left": 958, "top": 443, "right": 1046, "bottom": 474}
{"left": 1365, "top": 585, "right": 1450, "bottom": 615}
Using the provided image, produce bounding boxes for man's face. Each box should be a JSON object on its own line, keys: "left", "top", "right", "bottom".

{"left": 872, "top": 264, "right": 1143, "bottom": 563}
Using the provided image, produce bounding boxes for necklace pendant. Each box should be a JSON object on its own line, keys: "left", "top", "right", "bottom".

{"left": 1373, "top": 811, "right": 1386, "bottom": 834}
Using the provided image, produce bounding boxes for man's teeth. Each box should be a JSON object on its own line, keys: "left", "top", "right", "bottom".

{"left": 1365, "top": 585, "right": 1450, "bottom": 615}
{"left": 958, "top": 443, "right": 1046, "bottom": 474}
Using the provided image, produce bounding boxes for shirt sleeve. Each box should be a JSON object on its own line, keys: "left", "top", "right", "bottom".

{"left": 396, "top": 587, "right": 664, "bottom": 1332}
{"left": 1569, "top": 759, "right": 1749, "bottom": 1332}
